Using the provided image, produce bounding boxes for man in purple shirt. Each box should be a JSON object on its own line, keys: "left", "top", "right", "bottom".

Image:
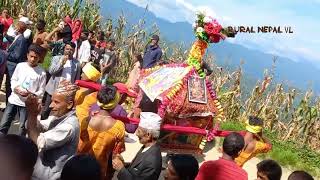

{"left": 142, "top": 35, "right": 162, "bottom": 69}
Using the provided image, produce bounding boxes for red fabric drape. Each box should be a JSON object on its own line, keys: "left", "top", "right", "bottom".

{"left": 75, "top": 80, "right": 244, "bottom": 137}
{"left": 75, "top": 80, "right": 138, "bottom": 98}
{"left": 75, "top": 80, "right": 101, "bottom": 91}
{"left": 111, "top": 114, "right": 246, "bottom": 137}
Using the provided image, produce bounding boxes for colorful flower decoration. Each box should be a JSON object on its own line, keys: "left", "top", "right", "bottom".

{"left": 193, "top": 12, "right": 226, "bottom": 44}
{"left": 186, "top": 12, "right": 231, "bottom": 77}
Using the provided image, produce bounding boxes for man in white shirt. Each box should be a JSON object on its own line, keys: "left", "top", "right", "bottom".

{"left": 0, "top": 44, "right": 46, "bottom": 135}
{"left": 41, "top": 42, "right": 81, "bottom": 120}
{"left": 25, "top": 81, "right": 80, "bottom": 180}
{"left": 6, "top": 16, "right": 33, "bottom": 41}
{"left": 76, "top": 30, "right": 91, "bottom": 67}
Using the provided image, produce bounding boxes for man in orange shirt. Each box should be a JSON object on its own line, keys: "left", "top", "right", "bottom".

{"left": 235, "top": 116, "right": 272, "bottom": 167}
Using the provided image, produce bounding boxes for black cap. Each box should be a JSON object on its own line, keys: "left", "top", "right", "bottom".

{"left": 151, "top": 34, "right": 159, "bottom": 41}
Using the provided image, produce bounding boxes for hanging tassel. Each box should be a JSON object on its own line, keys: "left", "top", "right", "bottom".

{"left": 199, "top": 138, "right": 207, "bottom": 150}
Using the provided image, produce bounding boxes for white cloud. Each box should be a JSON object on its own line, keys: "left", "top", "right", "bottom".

{"left": 127, "top": 0, "right": 218, "bottom": 23}
{"left": 126, "top": 0, "right": 320, "bottom": 65}
{"left": 126, "top": 0, "right": 189, "bottom": 22}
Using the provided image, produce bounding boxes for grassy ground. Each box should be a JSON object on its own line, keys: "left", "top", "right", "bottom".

{"left": 220, "top": 121, "right": 320, "bottom": 177}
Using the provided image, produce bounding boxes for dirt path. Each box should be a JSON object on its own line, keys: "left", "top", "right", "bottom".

{"left": 122, "top": 134, "right": 292, "bottom": 180}
{"left": 0, "top": 88, "right": 292, "bottom": 180}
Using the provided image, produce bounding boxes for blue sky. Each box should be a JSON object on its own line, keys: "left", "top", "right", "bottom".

{"left": 126, "top": 0, "right": 320, "bottom": 66}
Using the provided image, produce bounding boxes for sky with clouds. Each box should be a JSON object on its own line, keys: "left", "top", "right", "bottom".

{"left": 126, "top": 0, "right": 320, "bottom": 66}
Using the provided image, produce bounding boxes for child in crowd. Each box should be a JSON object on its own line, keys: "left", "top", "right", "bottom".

{"left": 0, "top": 44, "right": 46, "bottom": 135}
{"left": 164, "top": 154, "right": 199, "bottom": 180}
{"left": 60, "top": 154, "right": 101, "bottom": 180}
{"left": 256, "top": 159, "right": 282, "bottom": 180}
{"left": 288, "top": 171, "right": 314, "bottom": 180}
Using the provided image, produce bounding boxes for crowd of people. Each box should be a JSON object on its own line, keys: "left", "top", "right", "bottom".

{"left": 0, "top": 8, "right": 316, "bottom": 180}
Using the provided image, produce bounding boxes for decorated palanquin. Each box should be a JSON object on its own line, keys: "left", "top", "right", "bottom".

{"left": 75, "top": 12, "right": 236, "bottom": 154}
{"left": 136, "top": 63, "right": 221, "bottom": 153}
{"left": 134, "top": 12, "right": 235, "bottom": 154}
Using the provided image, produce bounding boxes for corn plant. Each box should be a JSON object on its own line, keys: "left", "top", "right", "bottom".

{"left": 2, "top": 0, "right": 320, "bottom": 151}
{"left": 1, "top": 0, "right": 100, "bottom": 31}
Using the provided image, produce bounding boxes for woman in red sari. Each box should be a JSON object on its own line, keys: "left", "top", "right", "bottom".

{"left": 0, "top": 9, "right": 13, "bottom": 33}
{"left": 0, "top": 9, "right": 13, "bottom": 49}
{"left": 72, "top": 19, "right": 82, "bottom": 42}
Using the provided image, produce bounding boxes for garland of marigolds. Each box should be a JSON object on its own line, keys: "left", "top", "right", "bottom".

{"left": 187, "top": 39, "right": 208, "bottom": 77}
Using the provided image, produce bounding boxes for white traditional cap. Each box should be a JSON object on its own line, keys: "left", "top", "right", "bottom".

{"left": 139, "top": 112, "right": 162, "bottom": 131}
{"left": 19, "top": 17, "right": 33, "bottom": 25}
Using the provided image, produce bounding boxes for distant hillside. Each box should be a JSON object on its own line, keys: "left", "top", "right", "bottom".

{"left": 101, "top": 0, "right": 320, "bottom": 93}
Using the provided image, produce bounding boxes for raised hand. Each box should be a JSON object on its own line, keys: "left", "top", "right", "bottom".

{"left": 100, "top": 63, "right": 108, "bottom": 73}
{"left": 62, "top": 55, "right": 69, "bottom": 65}
{"left": 25, "top": 94, "right": 41, "bottom": 117}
